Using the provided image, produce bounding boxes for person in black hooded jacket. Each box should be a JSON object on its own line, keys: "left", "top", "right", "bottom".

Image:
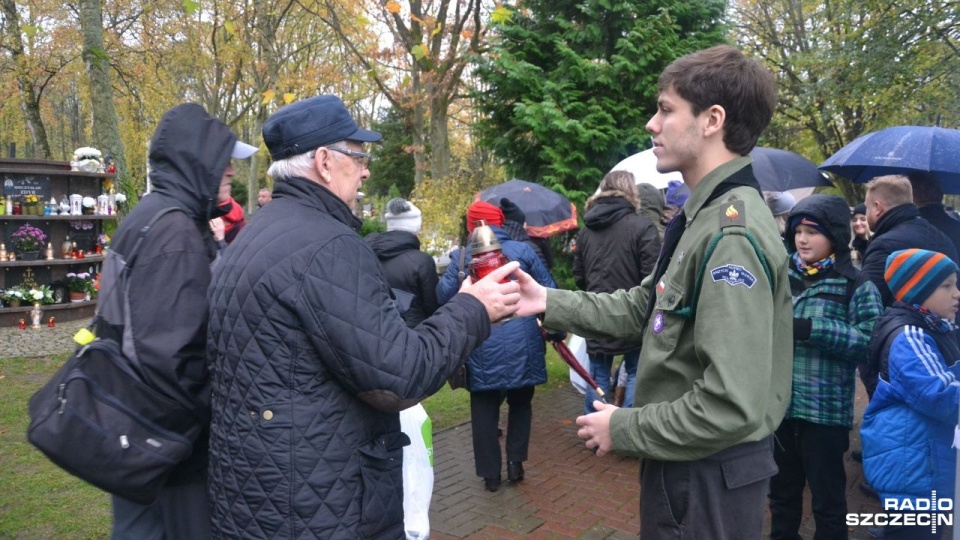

{"left": 573, "top": 170, "right": 660, "bottom": 412}
{"left": 365, "top": 197, "right": 439, "bottom": 327}
{"left": 96, "top": 103, "right": 257, "bottom": 539}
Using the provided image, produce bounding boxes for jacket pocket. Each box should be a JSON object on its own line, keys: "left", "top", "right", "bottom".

{"left": 648, "top": 280, "right": 686, "bottom": 351}
{"left": 357, "top": 431, "right": 410, "bottom": 538}
{"left": 720, "top": 447, "right": 778, "bottom": 490}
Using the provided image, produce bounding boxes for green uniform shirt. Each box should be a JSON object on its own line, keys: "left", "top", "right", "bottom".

{"left": 545, "top": 157, "right": 793, "bottom": 460}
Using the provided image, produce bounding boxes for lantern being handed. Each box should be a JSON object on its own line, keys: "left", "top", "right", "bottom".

{"left": 468, "top": 220, "right": 510, "bottom": 283}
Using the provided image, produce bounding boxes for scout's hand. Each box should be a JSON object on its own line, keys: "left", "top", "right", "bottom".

{"left": 461, "top": 261, "right": 521, "bottom": 322}
{"left": 513, "top": 267, "right": 547, "bottom": 317}
{"left": 576, "top": 401, "right": 617, "bottom": 456}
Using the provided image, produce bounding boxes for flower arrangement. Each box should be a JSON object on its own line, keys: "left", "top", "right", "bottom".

{"left": 64, "top": 272, "right": 96, "bottom": 294}
{"left": 98, "top": 234, "right": 111, "bottom": 248}
{"left": 73, "top": 147, "right": 102, "bottom": 162}
{"left": 24, "top": 194, "right": 40, "bottom": 205}
{"left": 1, "top": 284, "right": 54, "bottom": 305}
{"left": 11, "top": 224, "right": 47, "bottom": 253}
{"left": 27, "top": 285, "right": 54, "bottom": 304}
{"left": 2, "top": 286, "right": 26, "bottom": 305}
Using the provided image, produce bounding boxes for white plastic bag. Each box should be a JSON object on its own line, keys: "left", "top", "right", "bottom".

{"left": 400, "top": 403, "right": 433, "bottom": 539}
{"left": 567, "top": 334, "right": 589, "bottom": 395}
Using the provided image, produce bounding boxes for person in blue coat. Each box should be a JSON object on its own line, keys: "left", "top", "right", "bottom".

{"left": 861, "top": 249, "right": 960, "bottom": 539}
{"left": 437, "top": 200, "right": 558, "bottom": 492}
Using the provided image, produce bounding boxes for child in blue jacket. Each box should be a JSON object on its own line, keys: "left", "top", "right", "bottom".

{"left": 861, "top": 249, "right": 960, "bottom": 539}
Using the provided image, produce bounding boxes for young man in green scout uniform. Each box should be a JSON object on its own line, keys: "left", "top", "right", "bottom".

{"left": 515, "top": 45, "right": 793, "bottom": 539}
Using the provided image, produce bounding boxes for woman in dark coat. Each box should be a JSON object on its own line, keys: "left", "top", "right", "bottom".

{"left": 365, "top": 198, "right": 438, "bottom": 327}
{"left": 437, "top": 201, "right": 557, "bottom": 492}
{"left": 573, "top": 171, "right": 661, "bottom": 412}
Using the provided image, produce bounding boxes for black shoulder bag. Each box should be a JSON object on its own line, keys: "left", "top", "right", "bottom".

{"left": 27, "top": 208, "right": 203, "bottom": 505}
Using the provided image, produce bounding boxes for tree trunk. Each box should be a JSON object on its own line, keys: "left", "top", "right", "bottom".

{"left": 429, "top": 95, "right": 450, "bottom": 181}
{"left": 1, "top": 0, "right": 52, "bottom": 159}
{"left": 80, "top": 0, "right": 128, "bottom": 189}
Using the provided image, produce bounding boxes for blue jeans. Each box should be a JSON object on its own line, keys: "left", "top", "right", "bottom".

{"left": 585, "top": 350, "right": 639, "bottom": 413}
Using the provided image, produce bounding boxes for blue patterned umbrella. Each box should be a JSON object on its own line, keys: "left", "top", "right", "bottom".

{"left": 478, "top": 179, "right": 578, "bottom": 238}
{"left": 820, "top": 126, "right": 960, "bottom": 193}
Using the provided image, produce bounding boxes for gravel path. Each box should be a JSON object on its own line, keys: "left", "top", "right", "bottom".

{"left": 0, "top": 318, "right": 90, "bottom": 358}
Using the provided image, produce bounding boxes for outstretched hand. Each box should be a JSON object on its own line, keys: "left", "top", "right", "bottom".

{"left": 575, "top": 401, "right": 617, "bottom": 456}
{"left": 460, "top": 261, "right": 521, "bottom": 322}
{"left": 513, "top": 267, "right": 548, "bottom": 318}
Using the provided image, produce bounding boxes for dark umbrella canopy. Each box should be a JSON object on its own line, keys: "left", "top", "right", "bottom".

{"left": 478, "top": 179, "right": 578, "bottom": 238}
{"left": 819, "top": 126, "right": 960, "bottom": 193}
{"left": 749, "top": 147, "right": 833, "bottom": 192}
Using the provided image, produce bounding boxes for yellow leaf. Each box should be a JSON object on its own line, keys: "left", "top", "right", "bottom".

{"left": 431, "top": 23, "right": 442, "bottom": 37}
{"left": 283, "top": 93, "right": 296, "bottom": 104}
{"left": 224, "top": 21, "right": 235, "bottom": 36}
{"left": 491, "top": 4, "right": 512, "bottom": 24}
{"left": 411, "top": 44, "right": 427, "bottom": 61}
{"left": 385, "top": 0, "right": 401, "bottom": 14}
{"left": 262, "top": 89, "right": 276, "bottom": 104}
{"left": 183, "top": 0, "right": 199, "bottom": 15}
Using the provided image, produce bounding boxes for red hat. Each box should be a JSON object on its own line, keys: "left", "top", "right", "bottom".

{"left": 466, "top": 201, "right": 504, "bottom": 232}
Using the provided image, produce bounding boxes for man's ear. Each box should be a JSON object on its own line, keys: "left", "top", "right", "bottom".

{"left": 703, "top": 104, "right": 726, "bottom": 138}
{"left": 314, "top": 148, "right": 333, "bottom": 184}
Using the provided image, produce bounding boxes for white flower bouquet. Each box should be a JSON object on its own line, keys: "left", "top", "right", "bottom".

{"left": 72, "top": 147, "right": 103, "bottom": 172}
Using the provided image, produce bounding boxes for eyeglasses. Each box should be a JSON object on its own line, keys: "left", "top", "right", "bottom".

{"left": 328, "top": 147, "right": 375, "bottom": 168}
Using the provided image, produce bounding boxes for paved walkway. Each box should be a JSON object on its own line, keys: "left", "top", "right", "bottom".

{"left": 429, "top": 384, "right": 884, "bottom": 539}
{"left": 0, "top": 317, "right": 88, "bottom": 357}
{"left": 1, "top": 321, "right": 889, "bottom": 538}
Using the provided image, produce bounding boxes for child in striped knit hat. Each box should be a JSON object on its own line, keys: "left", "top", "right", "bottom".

{"left": 861, "top": 248, "right": 960, "bottom": 539}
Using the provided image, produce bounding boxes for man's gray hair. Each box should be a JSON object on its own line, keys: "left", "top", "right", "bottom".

{"left": 266, "top": 141, "right": 348, "bottom": 180}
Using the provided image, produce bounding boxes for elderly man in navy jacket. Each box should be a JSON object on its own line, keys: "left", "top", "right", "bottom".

{"left": 206, "top": 95, "right": 523, "bottom": 539}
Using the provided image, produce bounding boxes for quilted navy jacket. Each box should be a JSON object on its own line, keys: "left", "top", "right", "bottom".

{"left": 437, "top": 227, "right": 556, "bottom": 391}
{"left": 207, "top": 176, "right": 491, "bottom": 539}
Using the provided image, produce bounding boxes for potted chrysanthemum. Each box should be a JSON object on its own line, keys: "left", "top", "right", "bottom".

{"left": 11, "top": 224, "right": 47, "bottom": 260}
{"left": 64, "top": 272, "right": 95, "bottom": 302}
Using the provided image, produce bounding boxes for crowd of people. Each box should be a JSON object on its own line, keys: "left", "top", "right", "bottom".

{"left": 71, "top": 42, "right": 960, "bottom": 540}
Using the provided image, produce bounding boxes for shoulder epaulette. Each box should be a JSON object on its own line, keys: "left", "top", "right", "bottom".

{"left": 719, "top": 199, "right": 746, "bottom": 229}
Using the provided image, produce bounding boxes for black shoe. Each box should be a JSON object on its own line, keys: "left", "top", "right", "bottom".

{"left": 507, "top": 461, "right": 524, "bottom": 483}
{"left": 484, "top": 476, "right": 501, "bottom": 492}
{"left": 859, "top": 482, "right": 880, "bottom": 500}
{"left": 851, "top": 450, "right": 863, "bottom": 463}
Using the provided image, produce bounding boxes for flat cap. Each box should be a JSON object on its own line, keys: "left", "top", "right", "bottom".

{"left": 262, "top": 95, "right": 382, "bottom": 160}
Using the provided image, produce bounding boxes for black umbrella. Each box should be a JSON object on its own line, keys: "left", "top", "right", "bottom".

{"left": 749, "top": 147, "right": 833, "bottom": 192}
{"left": 478, "top": 179, "right": 578, "bottom": 238}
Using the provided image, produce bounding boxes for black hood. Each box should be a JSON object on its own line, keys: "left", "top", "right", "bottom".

{"left": 365, "top": 230, "right": 421, "bottom": 260}
{"left": 787, "top": 194, "right": 857, "bottom": 280}
{"left": 148, "top": 103, "right": 237, "bottom": 222}
{"left": 584, "top": 195, "right": 636, "bottom": 230}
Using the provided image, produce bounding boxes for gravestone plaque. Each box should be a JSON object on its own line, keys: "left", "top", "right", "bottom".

{"left": 2, "top": 173, "right": 52, "bottom": 201}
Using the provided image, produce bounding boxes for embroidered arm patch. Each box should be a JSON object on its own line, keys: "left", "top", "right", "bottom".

{"left": 710, "top": 264, "right": 756, "bottom": 288}
{"left": 719, "top": 200, "right": 746, "bottom": 228}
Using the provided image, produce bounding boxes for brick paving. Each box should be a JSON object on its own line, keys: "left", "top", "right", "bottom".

{"left": 429, "top": 383, "right": 885, "bottom": 539}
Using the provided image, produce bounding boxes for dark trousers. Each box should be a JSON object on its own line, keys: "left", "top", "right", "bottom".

{"left": 639, "top": 437, "right": 777, "bottom": 540}
{"left": 769, "top": 419, "right": 850, "bottom": 540}
{"left": 470, "top": 386, "right": 535, "bottom": 480}
{"left": 110, "top": 478, "right": 210, "bottom": 540}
